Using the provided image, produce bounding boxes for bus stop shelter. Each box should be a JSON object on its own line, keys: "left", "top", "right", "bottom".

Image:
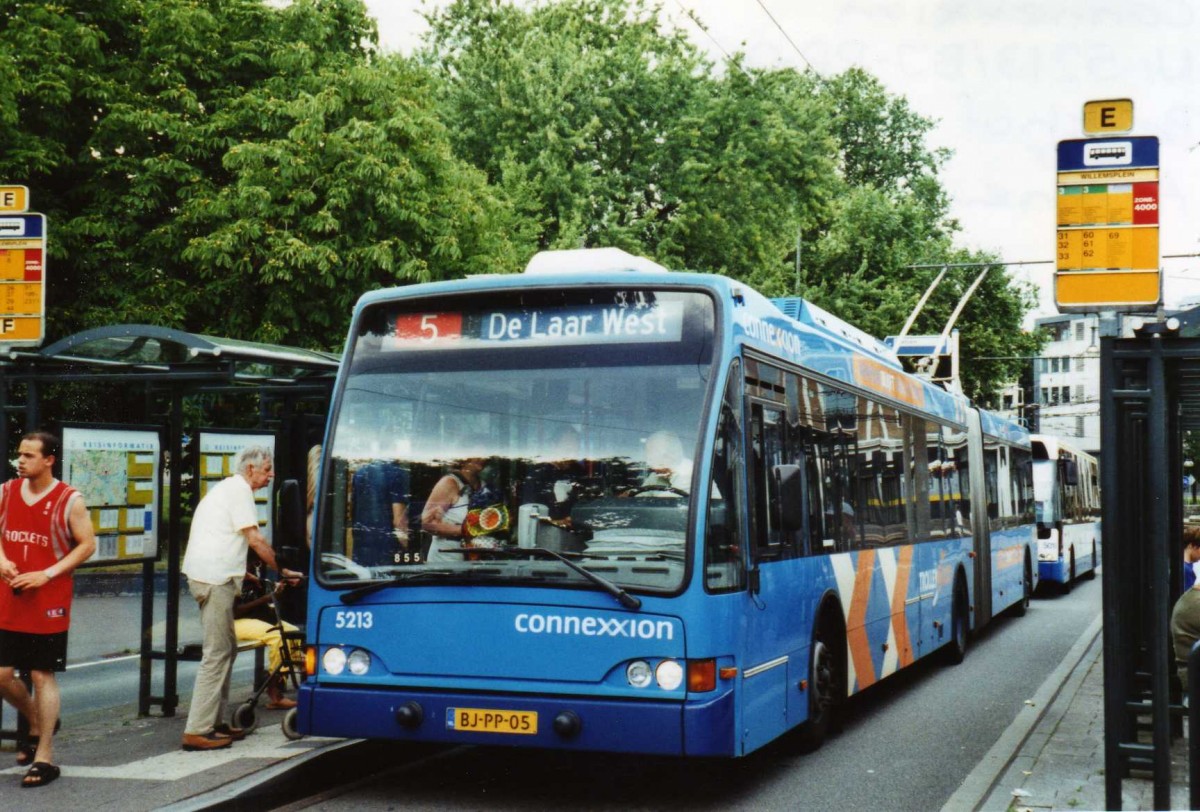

{"left": 0, "top": 324, "right": 339, "bottom": 725}
{"left": 1100, "top": 313, "right": 1200, "bottom": 809}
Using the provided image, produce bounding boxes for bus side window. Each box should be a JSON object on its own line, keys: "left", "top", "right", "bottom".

{"left": 705, "top": 362, "right": 747, "bottom": 593}
{"left": 802, "top": 432, "right": 829, "bottom": 555}
{"left": 748, "top": 401, "right": 791, "bottom": 560}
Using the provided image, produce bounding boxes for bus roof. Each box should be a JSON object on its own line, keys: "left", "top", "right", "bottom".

{"left": 1031, "top": 434, "right": 1095, "bottom": 462}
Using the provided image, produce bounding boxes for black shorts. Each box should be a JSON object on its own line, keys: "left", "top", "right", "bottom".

{"left": 0, "top": 629, "right": 68, "bottom": 672}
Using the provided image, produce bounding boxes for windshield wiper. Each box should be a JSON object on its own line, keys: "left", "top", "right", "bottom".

{"left": 476, "top": 546, "right": 642, "bottom": 610}
{"left": 339, "top": 570, "right": 457, "bottom": 604}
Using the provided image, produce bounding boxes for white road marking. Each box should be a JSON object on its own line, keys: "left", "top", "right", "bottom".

{"left": 0, "top": 735, "right": 337, "bottom": 781}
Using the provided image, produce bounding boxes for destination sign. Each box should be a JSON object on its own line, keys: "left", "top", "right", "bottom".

{"left": 385, "top": 301, "right": 685, "bottom": 350}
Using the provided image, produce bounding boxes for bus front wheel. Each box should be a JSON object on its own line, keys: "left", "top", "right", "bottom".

{"left": 796, "top": 622, "right": 843, "bottom": 752}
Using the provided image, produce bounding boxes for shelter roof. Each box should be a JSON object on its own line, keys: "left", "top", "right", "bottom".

{"left": 4, "top": 324, "right": 340, "bottom": 384}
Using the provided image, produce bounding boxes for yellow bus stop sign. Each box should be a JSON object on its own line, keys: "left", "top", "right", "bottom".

{"left": 1083, "top": 100, "right": 1133, "bottom": 135}
{"left": 1055, "top": 135, "right": 1160, "bottom": 312}
{"left": 0, "top": 186, "right": 29, "bottom": 213}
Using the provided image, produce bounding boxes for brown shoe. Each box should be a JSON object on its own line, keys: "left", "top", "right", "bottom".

{"left": 266, "top": 697, "right": 297, "bottom": 710}
{"left": 182, "top": 732, "right": 233, "bottom": 751}
{"left": 212, "top": 723, "right": 247, "bottom": 741}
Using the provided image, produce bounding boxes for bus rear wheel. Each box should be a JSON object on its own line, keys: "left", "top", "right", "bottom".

{"left": 944, "top": 578, "right": 968, "bottom": 665}
{"left": 1083, "top": 542, "right": 1097, "bottom": 580}
{"left": 1062, "top": 551, "right": 1075, "bottom": 595}
{"left": 796, "top": 623, "right": 843, "bottom": 752}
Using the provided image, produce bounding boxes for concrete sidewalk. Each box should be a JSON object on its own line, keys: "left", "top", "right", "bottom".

{"left": 0, "top": 696, "right": 346, "bottom": 810}
{"left": 947, "top": 617, "right": 1190, "bottom": 811}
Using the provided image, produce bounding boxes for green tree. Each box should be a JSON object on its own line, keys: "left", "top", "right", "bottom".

{"left": 423, "top": 0, "right": 835, "bottom": 279}
{"left": 0, "top": 0, "right": 518, "bottom": 346}
{"left": 424, "top": 0, "right": 1040, "bottom": 402}
{"left": 799, "top": 68, "right": 1042, "bottom": 401}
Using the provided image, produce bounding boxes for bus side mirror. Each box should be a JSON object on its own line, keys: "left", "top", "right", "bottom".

{"left": 774, "top": 464, "right": 803, "bottom": 532}
{"left": 276, "top": 478, "right": 306, "bottom": 568}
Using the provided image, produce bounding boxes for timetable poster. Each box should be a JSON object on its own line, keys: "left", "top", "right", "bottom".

{"left": 61, "top": 426, "right": 161, "bottom": 565}
{"left": 198, "top": 431, "right": 276, "bottom": 544}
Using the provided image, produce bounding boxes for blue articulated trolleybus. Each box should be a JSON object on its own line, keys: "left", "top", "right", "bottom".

{"left": 298, "top": 248, "right": 1036, "bottom": 757}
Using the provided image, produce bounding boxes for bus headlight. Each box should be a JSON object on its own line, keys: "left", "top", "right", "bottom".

{"left": 626, "top": 660, "right": 653, "bottom": 688}
{"left": 656, "top": 659, "right": 684, "bottom": 691}
{"left": 347, "top": 648, "right": 371, "bottom": 675}
{"left": 322, "top": 646, "right": 347, "bottom": 675}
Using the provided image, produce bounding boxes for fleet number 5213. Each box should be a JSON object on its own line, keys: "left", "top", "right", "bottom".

{"left": 334, "top": 610, "right": 373, "bottom": 629}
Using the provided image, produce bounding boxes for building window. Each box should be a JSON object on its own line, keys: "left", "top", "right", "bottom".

{"left": 1051, "top": 357, "right": 1059, "bottom": 373}
{"left": 1075, "top": 356, "right": 1084, "bottom": 372}
{"left": 1051, "top": 388, "right": 1060, "bottom": 405}
{"left": 1061, "top": 386, "right": 1071, "bottom": 403}
{"left": 1075, "top": 321, "right": 1085, "bottom": 341}
{"left": 1075, "top": 384, "right": 1084, "bottom": 401}
{"left": 1076, "top": 416, "right": 1085, "bottom": 437}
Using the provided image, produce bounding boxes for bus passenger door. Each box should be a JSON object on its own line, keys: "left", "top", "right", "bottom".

{"left": 740, "top": 401, "right": 794, "bottom": 753}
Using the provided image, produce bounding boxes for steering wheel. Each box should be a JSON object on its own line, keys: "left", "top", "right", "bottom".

{"left": 630, "top": 485, "right": 689, "bottom": 497}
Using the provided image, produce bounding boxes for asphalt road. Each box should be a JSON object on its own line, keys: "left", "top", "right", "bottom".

{"left": 283, "top": 577, "right": 1102, "bottom": 811}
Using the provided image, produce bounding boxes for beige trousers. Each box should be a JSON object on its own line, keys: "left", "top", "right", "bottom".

{"left": 184, "top": 578, "right": 239, "bottom": 735}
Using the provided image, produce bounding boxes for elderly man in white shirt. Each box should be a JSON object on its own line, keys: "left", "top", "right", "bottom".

{"left": 180, "top": 446, "right": 286, "bottom": 751}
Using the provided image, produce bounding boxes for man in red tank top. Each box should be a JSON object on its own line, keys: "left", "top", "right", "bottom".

{"left": 0, "top": 431, "right": 97, "bottom": 789}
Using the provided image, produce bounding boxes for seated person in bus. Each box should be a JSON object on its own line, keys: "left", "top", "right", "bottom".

{"left": 521, "top": 426, "right": 585, "bottom": 525}
{"left": 421, "top": 455, "right": 486, "bottom": 562}
{"left": 350, "top": 459, "right": 411, "bottom": 566}
{"left": 234, "top": 554, "right": 304, "bottom": 709}
{"left": 639, "top": 430, "right": 692, "bottom": 494}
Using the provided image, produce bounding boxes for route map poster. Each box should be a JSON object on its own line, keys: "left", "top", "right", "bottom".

{"left": 61, "top": 426, "right": 160, "bottom": 565}
{"left": 198, "top": 431, "right": 276, "bottom": 544}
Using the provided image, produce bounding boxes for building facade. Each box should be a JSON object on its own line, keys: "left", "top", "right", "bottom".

{"left": 1031, "top": 313, "right": 1100, "bottom": 454}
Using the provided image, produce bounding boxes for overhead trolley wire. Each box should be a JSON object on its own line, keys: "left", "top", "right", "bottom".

{"left": 753, "top": 0, "right": 819, "bottom": 74}
{"left": 671, "top": 0, "right": 736, "bottom": 64}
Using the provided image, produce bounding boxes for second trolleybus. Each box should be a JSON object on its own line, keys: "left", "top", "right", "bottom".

{"left": 1031, "top": 434, "right": 1100, "bottom": 590}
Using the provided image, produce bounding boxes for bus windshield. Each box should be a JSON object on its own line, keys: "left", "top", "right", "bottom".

{"left": 1032, "top": 460, "right": 1060, "bottom": 524}
{"left": 316, "top": 287, "right": 716, "bottom": 596}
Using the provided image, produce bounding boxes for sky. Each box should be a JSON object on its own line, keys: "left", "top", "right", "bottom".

{"left": 360, "top": 0, "right": 1200, "bottom": 321}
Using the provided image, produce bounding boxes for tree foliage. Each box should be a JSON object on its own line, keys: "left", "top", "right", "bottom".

{"left": 422, "top": 0, "right": 835, "bottom": 282}
{"left": 423, "top": 0, "right": 1040, "bottom": 402}
{"left": 0, "top": 0, "right": 1041, "bottom": 401}
{"left": 0, "top": 0, "right": 517, "bottom": 345}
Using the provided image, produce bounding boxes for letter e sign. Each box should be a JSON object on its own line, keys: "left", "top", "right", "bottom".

{"left": 1083, "top": 99, "right": 1133, "bottom": 135}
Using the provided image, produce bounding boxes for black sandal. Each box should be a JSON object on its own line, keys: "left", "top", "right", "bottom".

{"left": 15, "top": 736, "right": 36, "bottom": 766}
{"left": 15, "top": 719, "right": 61, "bottom": 766}
{"left": 21, "top": 761, "right": 60, "bottom": 788}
